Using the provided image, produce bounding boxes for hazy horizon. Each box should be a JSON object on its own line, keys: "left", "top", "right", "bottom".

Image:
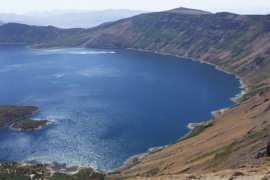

{"left": 0, "top": 0, "right": 269, "bottom": 15}
{"left": 0, "top": 9, "right": 147, "bottom": 28}
{"left": 1, "top": 9, "right": 148, "bottom": 15}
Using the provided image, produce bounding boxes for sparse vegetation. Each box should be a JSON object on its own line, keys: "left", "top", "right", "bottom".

{"left": 210, "top": 141, "right": 241, "bottom": 168}
{"left": 132, "top": 157, "right": 139, "bottom": 165}
{"left": 0, "top": 163, "right": 49, "bottom": 180}
{"left": 241, "top": 86, "right": 270, "bottom": 102}
{"left": 144, "top": 168, "right": 160, "bottom": 176}
{"left": 0, "top": 163, "right": 105, "bottom": 180}
{"left": 180, "top": 124, "right": 213, "bottom": 142}
{"left": 250, "top": 83, "right": 268, "bottom": 91}
{"left": 51, "top": 169, "right": 105, "bottom": 180}
{"left": 208, "top": 126, "right": 270, "bottom": 169}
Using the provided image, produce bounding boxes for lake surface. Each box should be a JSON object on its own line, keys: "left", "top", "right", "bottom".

{"left": 0, "top": 45, "right": 241, "bottom": 170}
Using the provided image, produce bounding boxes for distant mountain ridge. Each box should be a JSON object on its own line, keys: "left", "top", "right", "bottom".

{"left": 0, "top": 9, "right": 147, "bottom": 28}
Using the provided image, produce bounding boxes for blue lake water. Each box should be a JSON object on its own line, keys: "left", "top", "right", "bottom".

{"left": 0, "top": 45, "right": 241, "bottom": 171}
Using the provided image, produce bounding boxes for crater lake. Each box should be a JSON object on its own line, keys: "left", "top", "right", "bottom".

{"left": 0, "top": 45, "right": 241, "bottom": 170}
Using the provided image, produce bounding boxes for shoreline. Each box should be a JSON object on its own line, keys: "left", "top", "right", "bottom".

{"left": 128, "top": 48, "right": 249, "bottom": 93}
{"left": 114, "top": 146, "right": 166, "bottom": 173}
{"left": 128, "top": 48, "right": 249, "bottom": 115}
{"left": 211, "top": 107, "right": 230, "bottom": 118}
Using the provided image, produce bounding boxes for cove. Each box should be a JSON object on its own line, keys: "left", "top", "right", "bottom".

{"left": 0, "top": 45, "right": 241, "bottom": 170}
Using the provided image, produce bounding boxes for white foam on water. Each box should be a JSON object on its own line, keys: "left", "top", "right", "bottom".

{"left": 53, "top": 73, "right": 66, "bottom": 78}
{"left": 0, "top": 64, "right": 27, "bottom": 73}
{"left": 68, "top": 51, "right": 115, "bottom": 55}
{"left": 75, "top": 66, "right": 122, "bottom": 77}
{"left": 35, "top": 48, "right": 116, "bottom": 55}
{"left": 0, "top": 69, "right": 9, "bottom": 73}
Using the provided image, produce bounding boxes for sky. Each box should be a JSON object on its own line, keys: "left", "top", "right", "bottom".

{"left": 0, "top": 0, "right": 269, "bottom": 14}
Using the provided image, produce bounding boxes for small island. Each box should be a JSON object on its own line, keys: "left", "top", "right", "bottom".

{"left": 11, "top": 119, "right": 52, "bottom": 131}
{"left": 0, "top": 105, "right": 52, "bottom": 131}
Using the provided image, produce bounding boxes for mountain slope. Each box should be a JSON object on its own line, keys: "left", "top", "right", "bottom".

{"left": 0, "top": 23, "right": 88, "bottom": 46}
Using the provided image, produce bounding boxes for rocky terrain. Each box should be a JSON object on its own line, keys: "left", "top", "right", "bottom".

{"left": 0, "top": 7, "right": 270, "bottom": 179}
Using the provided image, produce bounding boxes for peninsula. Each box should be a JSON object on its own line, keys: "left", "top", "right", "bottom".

{"left": 0, "top": 105, "right": 51, "bottom": 131}
{"left": 11, "top": 119, "right": 51, "bottom": 131}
